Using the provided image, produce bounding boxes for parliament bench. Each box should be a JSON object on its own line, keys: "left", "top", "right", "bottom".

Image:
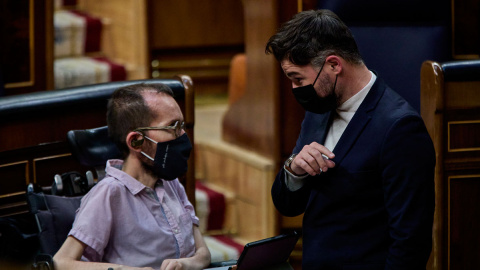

{"left": 421, "top": 60, "right": 480, "bottom": 270}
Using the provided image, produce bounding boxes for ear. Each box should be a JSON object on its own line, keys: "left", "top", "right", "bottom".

{"left": 325, "top": 55, "right": 342, "bottom": 74}
{"left": 127, "top": 131, "right": 144, "bottom": 151}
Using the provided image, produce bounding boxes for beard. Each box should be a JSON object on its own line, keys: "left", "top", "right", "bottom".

{"left": 141, "top": 160, "right": 158, "bottom": 178}
{"left": 139, "top": 148, "right": 160, "bottom": 179}
{"left": 293, "top": 74, "right": 339, "bottom": 114}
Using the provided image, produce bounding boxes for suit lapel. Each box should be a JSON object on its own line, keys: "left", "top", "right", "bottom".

{"left": 332, "top": 77, "right": 386, "bottom": 165}
{"left": 303, "top": 111, "right": 333, "bottom": 146}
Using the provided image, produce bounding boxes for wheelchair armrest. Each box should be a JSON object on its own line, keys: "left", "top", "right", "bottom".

{"left": 32, "top": 254, "right": 53, "bottom": 270}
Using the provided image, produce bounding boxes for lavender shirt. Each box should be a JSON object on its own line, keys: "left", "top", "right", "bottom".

{"left": 69, "top": 160, "right": 199, "bottom": 268}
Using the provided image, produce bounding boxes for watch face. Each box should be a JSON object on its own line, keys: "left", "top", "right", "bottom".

{"left": 286, "top": 154, "right": 296, "bottom": 167}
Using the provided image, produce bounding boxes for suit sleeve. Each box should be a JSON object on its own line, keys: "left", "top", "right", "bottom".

{"left": 271, "top": 168, "right": 312, "bottom": 217}
{"left": 380, "top": 114, "right": 436, "bottom": 269}
{"left": 272, "top": 111, "right": 330, "bottom": 217}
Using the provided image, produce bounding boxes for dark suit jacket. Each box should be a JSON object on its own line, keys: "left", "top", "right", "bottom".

{"left": 272, "top": 77, "right": 435, "bottom": 270}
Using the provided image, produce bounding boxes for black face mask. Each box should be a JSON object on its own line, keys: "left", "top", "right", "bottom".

{"left": 292, "top": 63, "right": 338, "bottom": 114}
{"left": 141, "top": 133, "right": 192, "bottom": 180}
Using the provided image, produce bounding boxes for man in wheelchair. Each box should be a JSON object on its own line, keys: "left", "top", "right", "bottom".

{"left": 53, "top": 83, "right": 211, "bottom": 270}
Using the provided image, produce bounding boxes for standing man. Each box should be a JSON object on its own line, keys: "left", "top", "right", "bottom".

{"left": 54, "top": 83, "right": 211, "bottom": 270}
{"left": 266, "top": 10, "right": 435, "bottom": 270}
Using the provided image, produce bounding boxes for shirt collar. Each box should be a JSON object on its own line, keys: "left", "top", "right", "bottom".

{"left": 337, "top": 71, "right": 377, "bottom": 113}
{"left": 105, "top": 159, "right": 149, "bottom": 195}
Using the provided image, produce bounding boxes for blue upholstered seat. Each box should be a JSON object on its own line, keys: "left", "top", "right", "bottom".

{"left": 317, "top": 0, "right": 452, "bottom": 111}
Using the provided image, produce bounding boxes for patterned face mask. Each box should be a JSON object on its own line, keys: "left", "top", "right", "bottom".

{"left": 141, "top": 133, "right": 192, "bottom": 180}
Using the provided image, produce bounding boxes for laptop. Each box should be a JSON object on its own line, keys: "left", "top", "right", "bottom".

{"left": 205, "top": 231, "right": 300, "bottom": 270}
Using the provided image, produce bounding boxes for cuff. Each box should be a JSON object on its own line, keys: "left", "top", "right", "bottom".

{"left": 283, "top": 167, "right": 308, "bottom": 191}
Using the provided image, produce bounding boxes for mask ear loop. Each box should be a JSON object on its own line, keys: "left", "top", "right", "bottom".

{"left": 312, "top": 60, "right": 326, "bottom": 86}
{"left": 140, "top": 151, "right": 155, "bottom": 161}
{"left": 143, "top": 135, "right": 158, "bottom": 144}
{"left": 133, "top": 130, "right": 157, "bottom": 162}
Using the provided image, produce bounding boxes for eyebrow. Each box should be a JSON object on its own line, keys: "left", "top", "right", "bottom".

{"left": 285, "top": 71, "right": 301, "bottom": 78}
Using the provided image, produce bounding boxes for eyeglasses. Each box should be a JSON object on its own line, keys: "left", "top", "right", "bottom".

{"left": 134, "top": 121, "right": 185, "bottom": 138}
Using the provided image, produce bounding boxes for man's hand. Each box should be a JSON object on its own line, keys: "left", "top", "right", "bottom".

{"left": 291, "top": 142, "right": 335, "bottom": 176}
{"left": 160, "top": 259, "right": 184, "bottom": 270}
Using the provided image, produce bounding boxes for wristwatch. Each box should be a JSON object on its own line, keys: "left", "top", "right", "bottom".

{"left": 284, "top": 154, "right": 304, "bottom": 177}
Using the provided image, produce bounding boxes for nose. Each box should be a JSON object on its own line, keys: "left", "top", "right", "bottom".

{"left": 178, "top": 127, "right": 186, "bottom": 137}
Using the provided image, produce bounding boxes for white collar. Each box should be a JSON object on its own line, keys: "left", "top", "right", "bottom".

{"left": 337, "top": 71, "right": 376, "bottom": 113}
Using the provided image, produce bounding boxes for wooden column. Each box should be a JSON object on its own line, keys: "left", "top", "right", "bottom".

{"left": 222, "top": 0, "right": 280, "bottom": 160}
{"left": 222, "top": 0, "right": 299, "bottom": 162}
{"left": 220, "top": 0, "right": 304, "bottom": 232}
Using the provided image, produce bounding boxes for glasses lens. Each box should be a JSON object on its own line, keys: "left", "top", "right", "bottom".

{"left": 174, "top": 121, "right": 185, "bottom": 137}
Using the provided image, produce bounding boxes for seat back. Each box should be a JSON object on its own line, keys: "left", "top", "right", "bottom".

{"left": 316, "top": 0, "right": 452, "bottom": 111}
{"left": 26, "top": 192, "right": 82, "bottom": 256}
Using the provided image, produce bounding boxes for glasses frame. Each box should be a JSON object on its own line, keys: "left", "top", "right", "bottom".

{"left": 134, "top": 121, "right": 185, "bottom": 138}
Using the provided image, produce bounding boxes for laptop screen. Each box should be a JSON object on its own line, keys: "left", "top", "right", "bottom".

{"left": 236, "top": 231, "right": 299, "bottom": 270}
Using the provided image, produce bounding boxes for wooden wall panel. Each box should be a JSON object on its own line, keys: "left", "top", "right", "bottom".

{"left": 0, "top": 161, "right": 30, "bottom": 216}
{"left": 148, "top": 0, "right": 244, "bottom": 49}
{"left": 33, "top": 154, "right": 89, "bottom": 184}
{"left": 151, "top": 50, "right": 237, "bottom": 96}
{"left": 448, "top": 175, "right": 480, "bottom": 270}
{"left": 448, "top": 121, "right": 480, "bottom": 152}
{"left": 445, "top": 81, "right": 480, "bottom": 108}
{"left": 0, "top": 142, "right": 90, "bottom": 217}
{"left": 0, "top": 0, "right": 54, "bottom": 95}
{"left": 0, "top": 106, "right": 107, "bottom": 153}
{"left": 195, "top": 140, "right": 277, "bottom": 243}
{"left": 147, "top": 0, "right": 245, "bottom": 96}
{"left": 452, "top": 0, "right": 480, "bottom": 58}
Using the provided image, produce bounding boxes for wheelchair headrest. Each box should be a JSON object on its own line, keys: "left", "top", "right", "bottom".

{"left": 67, "top": 126, "right": 122, "bottom": 167}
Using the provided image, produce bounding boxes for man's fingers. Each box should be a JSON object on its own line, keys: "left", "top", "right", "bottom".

{"left": 295, "top": 143, "right": 335, "bottom": 175}
{"left": 295, "top": 157, "right": 318, "bottom": 176}
{"left": 309, "top": 142, "right": 335, "bottom": 159}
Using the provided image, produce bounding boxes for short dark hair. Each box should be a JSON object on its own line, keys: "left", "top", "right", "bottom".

{"left": 265, "top": 9, "right": 363, "bottom": 67}
{"left": 107, "top": 83, "right": 174, "bottom": 156}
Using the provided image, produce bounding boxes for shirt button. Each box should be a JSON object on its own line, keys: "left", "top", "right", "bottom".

{"left": 174, "top": 229, "right": 179, "bottom": 234}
